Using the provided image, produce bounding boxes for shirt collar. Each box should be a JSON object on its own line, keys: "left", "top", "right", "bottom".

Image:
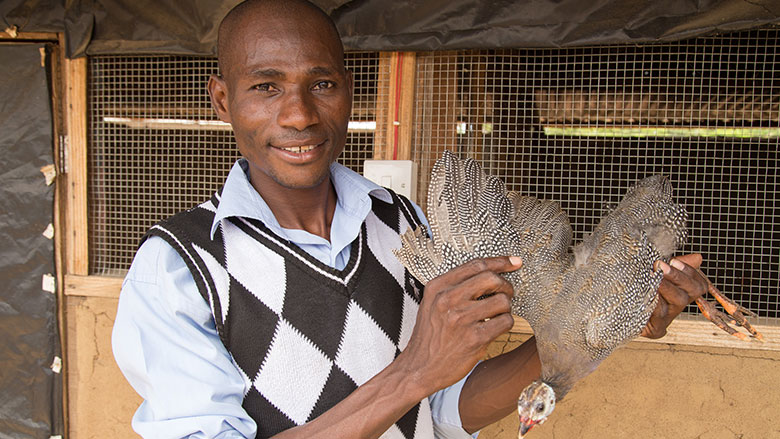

{"left": 210, "top": 158, "right": 391, "bottom": 239}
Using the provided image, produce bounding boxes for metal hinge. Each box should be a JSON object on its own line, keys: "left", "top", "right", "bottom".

{"left": 58, "top": 134, "right": 69, "bottom": 174}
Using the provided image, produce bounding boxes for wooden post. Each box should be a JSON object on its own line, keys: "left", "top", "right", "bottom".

{"left": 62, "top": 48, "right": 89, "bottom": 275}
{"left": 374, "top": 52, "right": 417, "bottom": 161}
{"left": 394, "top": 52, "right": 417, "bottom": 161}
{"left": 374, "top": 52, "right": 392, "bottom": 159}
{"left": 49, "top": 35, "right": 69, "bottom": 437}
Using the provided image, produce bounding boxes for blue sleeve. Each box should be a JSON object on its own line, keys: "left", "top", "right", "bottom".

{"left": 112, "top": 236, "right": 256, "bottom": 438}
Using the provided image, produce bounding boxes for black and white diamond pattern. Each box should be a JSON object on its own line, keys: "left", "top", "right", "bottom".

{"left": 254, "top": 319, "right": 333, "bottom": 424}
{"left": 223, "top": 219, "right": 287, "bottom": 315}
{"left": 335, "top": 300, "right": 399, "bottom": 385}
{"left": 149, "top": 191, "right": 431, "bottom": 438}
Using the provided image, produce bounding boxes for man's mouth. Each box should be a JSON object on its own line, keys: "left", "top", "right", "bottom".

{"left": 282, "top": 144, "right": 318, "bottom": 153}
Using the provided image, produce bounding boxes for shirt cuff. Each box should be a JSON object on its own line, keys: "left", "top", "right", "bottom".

{"left": 429, "top": 364, "right": 481, "bottom": 438}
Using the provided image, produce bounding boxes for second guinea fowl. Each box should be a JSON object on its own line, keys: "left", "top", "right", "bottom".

{"left": 393, "top": 150, "right": 760, "bottom": 437}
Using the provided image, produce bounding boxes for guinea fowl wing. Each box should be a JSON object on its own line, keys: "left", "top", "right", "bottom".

{"left": 393, "top": 150, "right": 570, "bottom": 317}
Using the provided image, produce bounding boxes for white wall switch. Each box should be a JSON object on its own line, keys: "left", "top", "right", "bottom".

{"left": 363, "top": 160, "right": 418, "bottom": 203}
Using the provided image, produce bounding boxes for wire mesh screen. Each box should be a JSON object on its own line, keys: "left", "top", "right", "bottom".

{"left": 88, "top": 52, "right": 384, "bottom": 276}
{"left": 413, "top": 27, "right": 779, "bottom": 321}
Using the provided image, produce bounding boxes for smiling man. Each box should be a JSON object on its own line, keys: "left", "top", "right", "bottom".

{"left": 112, "top": 1, "right": 709, "bottom": 438}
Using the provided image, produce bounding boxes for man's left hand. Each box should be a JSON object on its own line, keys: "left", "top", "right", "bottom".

{"left": 641, "top": 253, "right": 709, "bottom": 339}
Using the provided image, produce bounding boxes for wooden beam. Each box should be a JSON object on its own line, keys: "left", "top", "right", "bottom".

{"left": 65, "top": 272, "right": 780, "bottom": 351}
{"left": 0, "top": 29, "right": 58, "bottom": 41}
{"left": 394, "top": 52, "right": 416, "bottom": 161}
{"left": 373, "top": 52, "right": 392, "bottom": 159}
{"left": 63, "top": 51, "right": 89, "bottom": 275}
{"left": 48, "top": 36, "right": 69, "bottom": 434}
{"left": 64, "top": 275, "right": 124, "bottom": 299}
{"left": 374, "top": 52, "right": 417, "bottom": 161}
{"left": 511, "top": 316, "right": 780, "bottom": 351}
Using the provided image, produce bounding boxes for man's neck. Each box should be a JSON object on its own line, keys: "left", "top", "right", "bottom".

{"left": 250, "top": 173, "right": 338, "bottom": 242}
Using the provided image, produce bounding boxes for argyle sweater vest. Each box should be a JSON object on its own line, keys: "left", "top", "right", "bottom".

{"left": 143, "top": 189, "right": 432, "bottom": 439}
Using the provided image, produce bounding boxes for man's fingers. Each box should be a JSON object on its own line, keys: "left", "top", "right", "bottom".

{"left": 434, "top": 257, "right": 522, "bottom": 286}
{"left": 463, "top": 290, "right": 512, "bottom": 320}
{"left": 453, "top": 270, "right": 515, "bottom": 301}
{"left": 643, "top": 254, "right": 709, "bottom": 339}
{"left": 476, "top": 312, "right": 515, "bottom": 338}
{"left": 657, "top": 258, "right": 707, "bottom": 307}
{"left": 673, "top": 253, "right": 703, "bottom": 270}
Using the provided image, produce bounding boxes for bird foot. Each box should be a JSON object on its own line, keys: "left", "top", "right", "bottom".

{"left": 695, "top": 273, "right": 763, "bottom": 341}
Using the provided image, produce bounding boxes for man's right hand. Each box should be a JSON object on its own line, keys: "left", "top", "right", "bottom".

{"left": 398, "top": 256, "right": 523, "bottom": 393}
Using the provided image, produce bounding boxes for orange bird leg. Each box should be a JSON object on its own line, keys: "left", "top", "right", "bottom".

{"left": 695, "top": 297, "right": 747, "bottom": 341}
{"left": 706, "top": 280, "right": 763, "bottom": 341}
{"left": 694, "top": 268, "right": 764, "bottom": 341}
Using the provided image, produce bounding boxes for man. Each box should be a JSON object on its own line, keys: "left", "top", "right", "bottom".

{"left": 112, "top": 0, "right": 708, "bottom": 437}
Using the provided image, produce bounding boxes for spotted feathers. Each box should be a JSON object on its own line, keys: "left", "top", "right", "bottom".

{"left": 394, "top": 151, "right": 688, "bottom": 410}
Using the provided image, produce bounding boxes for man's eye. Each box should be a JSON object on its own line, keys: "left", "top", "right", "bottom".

{"left": 253, "top": 83, "right": 275, "bottom": 92}
{"left": 313, "top": 81, "right": 334, "bottom": 90}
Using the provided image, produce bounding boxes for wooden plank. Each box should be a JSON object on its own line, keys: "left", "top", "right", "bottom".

{"left": 0, "top": 29, "right": 58, "bottom": 40}
{"left": 373, "top": 52, "right": 393, "bottom": 160}
{"left": 511, "top": 316, "right": 780, "bottom": 351}
{"left": 65, "top": 275, "right": 123, "bottom": 299}
{"left": 63, "top": 54, "right": 89, "bottom": 275}
{"left": 383, "top": 53, "right": 400, "bottom": 160}
{"left": 394, "top": 52, "right": 416, "bottom": 161}
{"left": 375, "top": 52, "right": 418, "bottom": 161}
{"left": 48, "top": 36, "right": 70, "bottom": 433}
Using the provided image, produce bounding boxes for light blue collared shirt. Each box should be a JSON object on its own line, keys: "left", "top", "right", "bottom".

{"left": 112, "top": 159, "right": 477, "bottom": 438}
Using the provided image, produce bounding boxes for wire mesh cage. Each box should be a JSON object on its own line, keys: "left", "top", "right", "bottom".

{"left": 88, "top": 52, "right": 385, "bottom": 276}
{"left": 87, "top": 28, "right": 778, "bottom": 323}
{"left": 412, "top": 27, "right": 779, "bottom": 321}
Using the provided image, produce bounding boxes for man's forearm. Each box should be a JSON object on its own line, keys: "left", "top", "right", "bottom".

{"left": 458, "top": 336, "right": 541, "bottom": 433}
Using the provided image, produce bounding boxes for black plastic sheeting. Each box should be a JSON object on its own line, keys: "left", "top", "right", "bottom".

{"left": 0, "top": 44, "right": 62, "bottom": 439}
{"left": 2, "top": 0, "right": 779, "bottom": 57}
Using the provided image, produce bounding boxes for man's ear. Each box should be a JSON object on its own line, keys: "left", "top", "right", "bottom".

{"left": 208, "top": 74, "right": 231, "bottom": 123}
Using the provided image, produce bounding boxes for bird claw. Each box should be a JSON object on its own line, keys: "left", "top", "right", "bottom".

{"left": 695, "top": 272, "right": 763, "bottom": 341}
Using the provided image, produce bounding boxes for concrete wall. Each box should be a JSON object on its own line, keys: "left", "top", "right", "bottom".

{"left": 66, "top": 296, "right": 140, "bottom": 439}
{"left": 66, "top": 298, "right": 779, "bottom": 438}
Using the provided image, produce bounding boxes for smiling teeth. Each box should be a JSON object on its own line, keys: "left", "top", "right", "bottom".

{"left": 285, "top": 145, "right": 316, "bottom": 153}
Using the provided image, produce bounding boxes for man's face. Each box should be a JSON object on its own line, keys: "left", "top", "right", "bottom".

{"left": 210, "top": 14, "right": 353, "bottom": 192}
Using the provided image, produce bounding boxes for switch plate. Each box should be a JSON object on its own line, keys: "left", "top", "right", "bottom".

{"left": 363, "top": 160, "right": 418, "bottom": 203}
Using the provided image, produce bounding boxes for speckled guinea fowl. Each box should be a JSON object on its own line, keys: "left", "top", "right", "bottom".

{"left": 393, "top": 150, "right": 761, "bottom": 437}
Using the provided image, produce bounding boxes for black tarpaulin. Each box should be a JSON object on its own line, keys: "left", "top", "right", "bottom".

{"left": 0, "top": 43, "right": 61, "bottom": 439}
{"left": 2, "top": 0, "right": 779, "bottom": 57}
{"left": 334, "top": 0, "right": 780, "bottom": 50}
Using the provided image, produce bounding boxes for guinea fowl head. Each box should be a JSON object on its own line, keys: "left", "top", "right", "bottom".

{"left": 516, "top": 380, "right": 556, "bottom": 438}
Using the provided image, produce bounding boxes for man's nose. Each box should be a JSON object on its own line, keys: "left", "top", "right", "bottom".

{"left": 277, "top": 88, "right": 319, "bottom": 131}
